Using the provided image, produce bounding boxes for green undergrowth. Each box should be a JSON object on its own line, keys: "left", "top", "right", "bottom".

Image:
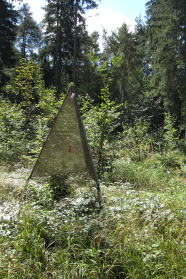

{"left": 112, "top": 158, "right": 184, "bottom": 190}
{"left": 0, "top": 161, "right": 185, "bottom": 279}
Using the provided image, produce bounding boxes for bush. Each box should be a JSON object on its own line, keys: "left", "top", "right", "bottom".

{"left": 0, "top": 59, "right": 64, "bottom": 161}
{"left": 119, "top": 118, "right": 152, "bottom": 162}
{"left": 49, "top": 174, "right": 74, "bottom": 200}
{"left": 81, "top": 86, "right": 121, "bottom": 177}
{"left": 0, "top": 98, "right": 27, "bottom": 160}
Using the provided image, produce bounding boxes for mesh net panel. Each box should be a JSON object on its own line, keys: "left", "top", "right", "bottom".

{"left": 30, "top": 91, "right": 98, "bottom": 183}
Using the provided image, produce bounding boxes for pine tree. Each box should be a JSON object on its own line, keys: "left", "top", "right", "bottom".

{"left": 42, "top": 0, "right": 99, "bottom": 96}
{"left": 146, "top": 0, "right": 186, "bottom": 136}
{"left": 103, "top": 23, "right": 145, "bottom": 123}
{"left": 0, "top": 0, "right": 18, "bottom": 90}
{"left": 75, "top": 30, "right": 102, "bottom": 98}
{"left": 16, "top": 3, "right": 42, "bottom": 59}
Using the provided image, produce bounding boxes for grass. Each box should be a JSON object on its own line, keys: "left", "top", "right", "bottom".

{"left": 0, "top": 155, "right": 185, "bottom": 279}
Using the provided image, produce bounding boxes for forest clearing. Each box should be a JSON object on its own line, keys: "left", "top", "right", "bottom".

{"left": 0, "top": 150, "right": 185, "bottom": 278}
{"left": 0, "top": 0, "right": 186, "bottom": 278}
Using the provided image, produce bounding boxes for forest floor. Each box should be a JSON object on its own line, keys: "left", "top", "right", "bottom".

{"left": 0, "top": 162, "right": 185, "bottom": 279}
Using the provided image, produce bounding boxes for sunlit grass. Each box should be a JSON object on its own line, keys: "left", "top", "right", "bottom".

{"left": 0, "top": 159, "right": 185, "bottom": 279}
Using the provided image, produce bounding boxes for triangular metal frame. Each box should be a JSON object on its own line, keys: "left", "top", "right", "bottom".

{"left": 28, "top": 85, "right": 104, "bottom": 206}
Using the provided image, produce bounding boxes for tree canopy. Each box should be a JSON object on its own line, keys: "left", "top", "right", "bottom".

{"left": 0, "top": 0, "right": 185, "bottom": 142}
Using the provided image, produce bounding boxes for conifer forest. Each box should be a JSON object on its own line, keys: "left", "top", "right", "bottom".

{"left": 0, "top": 0, "right": 185, "bottom": 278}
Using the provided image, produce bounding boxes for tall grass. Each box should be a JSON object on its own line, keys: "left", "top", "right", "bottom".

{"left": 112, "top": 157, "right": 182, "bottom": 190}
{"left": 0, "top": 160, "right": 185, "bottom": 278}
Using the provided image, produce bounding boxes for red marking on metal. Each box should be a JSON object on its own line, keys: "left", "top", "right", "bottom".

{"left": 68, "top": 145, "right": 71, "bottom": 152}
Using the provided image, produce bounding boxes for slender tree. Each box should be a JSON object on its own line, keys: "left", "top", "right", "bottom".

{"left": 0, "top": 0, "right": 18, "bottom": 90}
{"left": 74, "top": 30, "right": 103, "bottom": 98}
{"left": 42, "top": 0, "right": 99, "bottom": 96}
{"left": 43, "top": 0, "right": 74, "bottom": 95}
{"left": 16, "top": 4, "right": 42, "bottom": 59}
{"left": 146, "top": 0, "right": 186, "bottom": 137}
{"left": 103, "top": 23, "right": 145, "bottom": 123}
{"left": 175, "top": 0, "right": 186, "bottom": 139}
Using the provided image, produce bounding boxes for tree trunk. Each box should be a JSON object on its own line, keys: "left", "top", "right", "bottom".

{"left": 183, "top": 1, "right": 186, "bottom": 141}
{"left": 55, "top": 4, "right": 62, "bottom": 97}
{"left": 73, "top": 0, "right": 78, "bottom": 86}
{"left": 121, "top": 52, "right": 127, "bottom": 123}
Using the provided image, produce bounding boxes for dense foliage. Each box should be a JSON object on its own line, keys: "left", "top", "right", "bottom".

{"left": 0, "top": 1, "right": 185, "bottom": 277}
{"left": 0, "top": 0, "right": 185, "bottom": 178}
{"left": 0, "top": 0, "right": 18, "bottom": 89}
{"left": 0, "top": 0, "right": 185, "bottom": 140}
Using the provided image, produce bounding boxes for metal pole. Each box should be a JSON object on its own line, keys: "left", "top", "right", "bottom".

{"left": 75, "top": 94, "right": 104, "bottom": 208}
